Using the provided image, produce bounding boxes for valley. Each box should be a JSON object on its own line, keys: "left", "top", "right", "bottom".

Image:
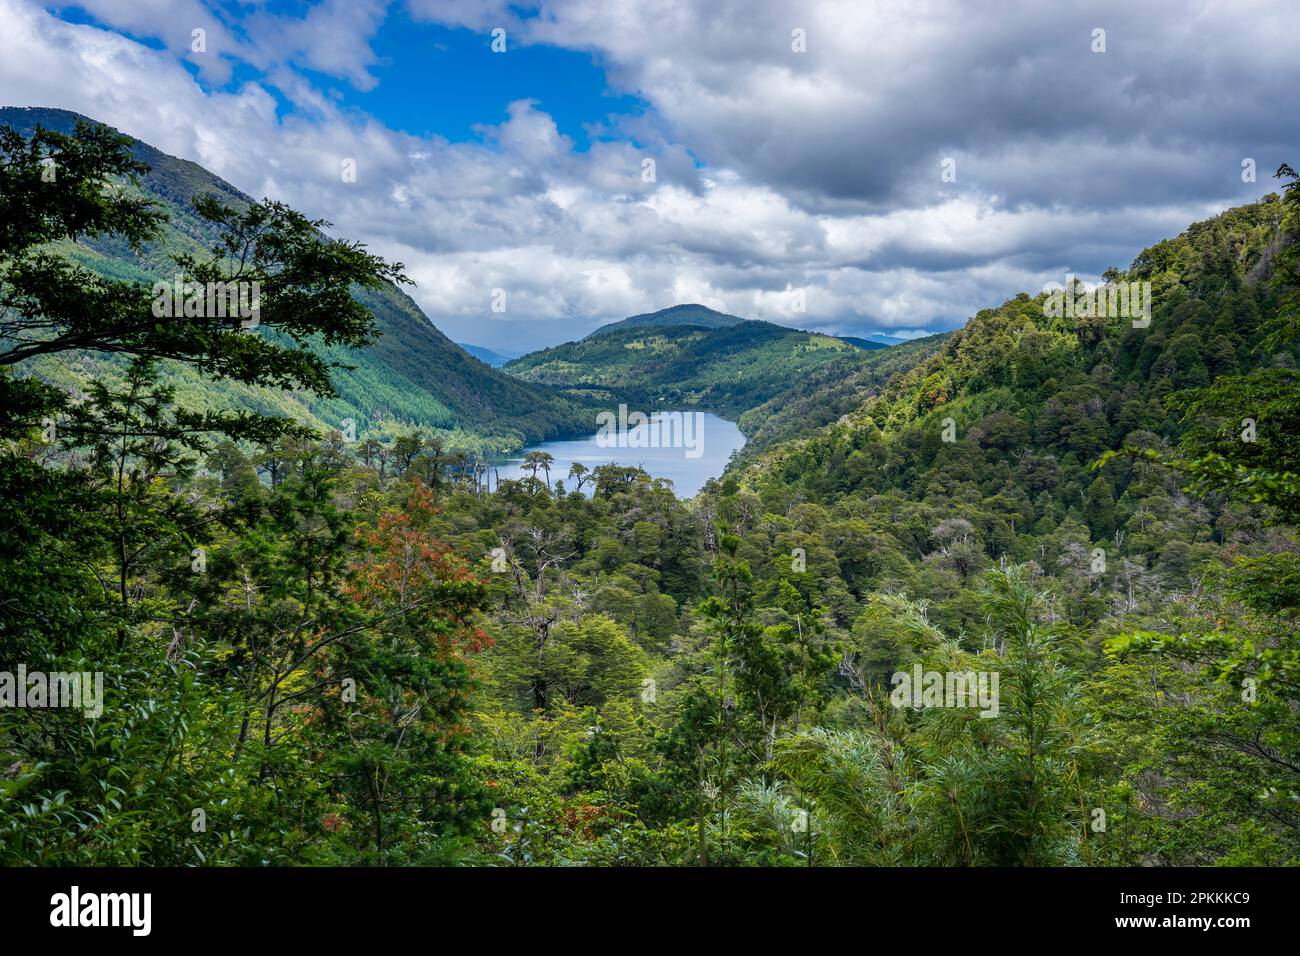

{"left": 0, "top": 107, "right": 597, "bottom": 456}
{"left": 3, "top": 109, "right": 1299, "bottom": 872}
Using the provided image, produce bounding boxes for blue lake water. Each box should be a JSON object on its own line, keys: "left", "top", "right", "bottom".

{"left": 491, "top": 411, "right": 745, "bottom": 498}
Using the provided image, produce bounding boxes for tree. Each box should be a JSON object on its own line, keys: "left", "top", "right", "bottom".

{"left": 0, "top": 121, "right": 408, "bottom": 397}
{"left": 0, "top": 120, "right": 416, "bottom": 865}
{"left": 568, "top": 461, "right": 592, "bottom": 493}
{"left": 1083, "top": 475, "right": 1116, "bottom": 539}
{"left": 769, "top": 567, "right": 1097, "bottom": 866}
{"left": 320, "top": 482, "right": 493, "bottom": 864}
{"left": 1097, "top": 162, "right": 1300, "bottom": 863}
{"left": 523, "top": 450, "right": 555, "bottom": 491}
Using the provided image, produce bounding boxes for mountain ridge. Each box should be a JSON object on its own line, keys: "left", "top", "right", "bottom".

{"left": 504, "top": 313, "right": 906, "bottom": 417}
{"left": 0, "top": 106, "right": 590, "bottom": 453}
{"left": 582, "top": 302, "right": 900, "bottom": 351}
{"left": 730, "top": 190, "right": 1297, "bottom": 505}
{"left": 457, "top": 343, "right": 515, "bottom": 367}
{"left": 583, "top": 303, "right": 749, "bottom": 339}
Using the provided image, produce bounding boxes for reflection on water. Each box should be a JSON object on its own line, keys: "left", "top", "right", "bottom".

{"left": 491, "top": 412, "right": 745, "bottom": 498}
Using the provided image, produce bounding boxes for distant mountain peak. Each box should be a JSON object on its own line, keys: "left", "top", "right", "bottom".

{"left": 457, "top": 343, "right": 513, "bottom": 367}
{"left": 642, "top": 303, "right": 742, "bottom": 320}
{"left": 585, "top": 303, "right": 750, "bottom": 339}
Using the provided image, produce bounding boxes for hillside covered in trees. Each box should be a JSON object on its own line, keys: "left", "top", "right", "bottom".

{"left": 505, "top": 308, "right": 899, "bottom": 417}
{"left": 0, "top": 107, "right": 594, "bottom": 455}
{"left": 1, "top": 118, "right": 1298, "bottom": 867}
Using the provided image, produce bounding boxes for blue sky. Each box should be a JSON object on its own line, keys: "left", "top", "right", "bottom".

{"left": 3, "top": 1, "right": 1298, "bottom": 351}
{"left": 59, "top": 1, "right": 651, "bottom": 147}
{"left": 352, "top": 16, "right": 647, "bottom": 150}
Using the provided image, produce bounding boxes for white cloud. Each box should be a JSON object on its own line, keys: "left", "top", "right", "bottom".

{"left": 1, "top": 0, "right": 1295, "bottom": 351}
{"left": 51, "top": 0, "right": 389, "bottom": 89}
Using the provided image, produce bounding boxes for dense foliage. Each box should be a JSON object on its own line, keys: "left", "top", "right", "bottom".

{"left": 2, "top": 119, "right": 1297, "bottom": 866}
{"left": 0, "top": 107, "right": 595, "bottom": 455}
{"left": 504, "top": 307, "right": 887, "bottom": 417}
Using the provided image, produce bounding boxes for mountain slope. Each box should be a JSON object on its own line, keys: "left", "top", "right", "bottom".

{"left": 838, "top": 336, "right": 890, "bottom": 351}
{"left": 734, "top": 331, "right": 950, "bottom": 455}
{"left": 505, "top": 316, "right": 880, "bottom": 416}
{"left": 1, "top": 106, "right": 589, "bottom": 453}
{"left": 584, "top": 303, "right": 749, "bottom": 338}
{"left": 731, "top": 193, "right": 1298, "bottom": 521}
{"left": 458, "top": 343, "right": 513, "bottom": 367}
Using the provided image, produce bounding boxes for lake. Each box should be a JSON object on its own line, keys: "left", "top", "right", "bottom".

{"left": 491, "top": 411, "right": 745, "bottom": 498}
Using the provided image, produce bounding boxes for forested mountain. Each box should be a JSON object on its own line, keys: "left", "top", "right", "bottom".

{"left": 740, "top": 194, "right": 1291, "bottom": 506}
{"left": 0, "top": 107, "right": 591, "bottom": 454}
{"left": 507, "top": 304, "right": 905, "bottom": 417}
{"left": 458, "top": 343, "right": 514, "bottom": 367}
{"left": 585, "top": 303, "right": 750, "bottom": 337}
{"left": 2, "top": 118, "right": 1297, "bottom": 869}
{"left": 837, "top": 336, "right": 890, "bottom": 351}
{"left": 505, "top": 317, "right": 885, "bottom": 416}
{"left": 735, "top": 332, "right": 950, "bottom": 454}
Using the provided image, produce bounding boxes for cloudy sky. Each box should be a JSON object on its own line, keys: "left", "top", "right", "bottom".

{"left": 1, "top": 0, "right": 1297, "bottom": 352}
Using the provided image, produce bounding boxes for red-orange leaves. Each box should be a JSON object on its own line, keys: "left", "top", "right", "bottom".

{"left": 346, "top": 480, "right": 491, "bottom": 655}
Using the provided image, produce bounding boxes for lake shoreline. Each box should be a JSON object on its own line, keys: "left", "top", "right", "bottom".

{"left": 489, "top": 410, "right": 746, "bottom": 498}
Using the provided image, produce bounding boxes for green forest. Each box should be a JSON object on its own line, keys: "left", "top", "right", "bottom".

{"left": 504, "top": 306, "right": 891, "bottom": 417}
{"left": 1, "top": 119, "right": 1298, "bottom": 867}
{"left": 0, "top": 107, "right": 596, "bottom": 458}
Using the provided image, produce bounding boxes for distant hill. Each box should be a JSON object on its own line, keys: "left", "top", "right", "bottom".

{"left": 856, "top": 332, "right": 915, "bottom": 346}
{"left": 0, "top": 106, "right": 589, "bottom": 454}
{"left": 458, "top": 343, "right": 514, "bottom": 367}
{"left": 839, "top": 336, "right": 890, "bottom": 351}
{"left": 505, "top": 315, "right": 892, "bottom": 417}
{"left": 585, "top": 303, "right": 750, "bottom": 338}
